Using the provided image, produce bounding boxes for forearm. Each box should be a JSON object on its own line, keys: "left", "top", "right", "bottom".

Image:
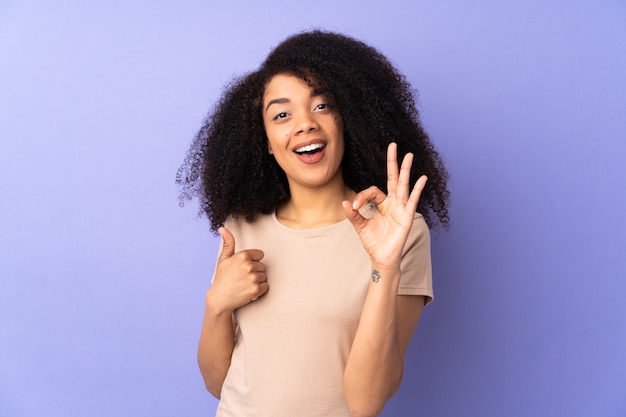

{"left": 344, "top": 265, "right": 403, "bottom": 417}
{"left": 197, "top": 290, "right": 236, "bottom": 399}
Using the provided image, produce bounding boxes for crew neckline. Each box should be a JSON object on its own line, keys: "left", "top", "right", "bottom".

{"left": 271, "top": 211, "right": 351, "bottom": 234}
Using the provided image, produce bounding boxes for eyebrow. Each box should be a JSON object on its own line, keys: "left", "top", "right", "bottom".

{"left": 265, "top": 98, "right": 289, "bottom": 113}
{"left": 264, "top": 91, "right": 324, "bottom": 113}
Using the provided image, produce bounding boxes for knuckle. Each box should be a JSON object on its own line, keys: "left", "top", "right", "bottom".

{"left": 235, "top": 251, "right": 250, "bottom": 261}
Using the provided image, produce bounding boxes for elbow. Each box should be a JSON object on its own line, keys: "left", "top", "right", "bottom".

{"left": 348, "top": 404, "right": 385, "bottom": 417}
{"left": 198, "top": 360, "right": 224, "bottom": 399}
{"left": 203, "top": 379, "right": 222, "bottom": 399}
{"left": 344, "top": 371, "right": 403, "bottom": 417}
{"left": 344, "top": 385, "right": 395, "bottom": 417}
{"left": 346, "top": 391, "right": 396, "bottom": 417}
{"left": 200, "top": 371, "right": 225, "bottom": 400}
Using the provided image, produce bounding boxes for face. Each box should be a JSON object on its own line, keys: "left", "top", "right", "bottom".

{"left": 262, "top": 74, "right": 345, "bottom": 191}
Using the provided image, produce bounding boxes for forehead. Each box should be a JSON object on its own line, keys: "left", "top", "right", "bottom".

{"left": 263, "top": 74, "right": 314, "bottom": 98}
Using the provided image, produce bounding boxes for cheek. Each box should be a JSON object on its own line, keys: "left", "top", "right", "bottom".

{"left": 265, "top": 125, "right": 289, "bottom": 150}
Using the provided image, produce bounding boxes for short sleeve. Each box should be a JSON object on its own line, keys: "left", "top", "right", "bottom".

{"left": 398, "top": 213, "right": 433, "bottom": 305}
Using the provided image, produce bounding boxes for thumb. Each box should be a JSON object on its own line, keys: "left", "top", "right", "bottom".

{"left": 218, "top": 227, "right": 236, "bottom": 260}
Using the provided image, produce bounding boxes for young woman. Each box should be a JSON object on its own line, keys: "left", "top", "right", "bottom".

{"left": 177, "top": 30, "right": 450, "bottom": 417}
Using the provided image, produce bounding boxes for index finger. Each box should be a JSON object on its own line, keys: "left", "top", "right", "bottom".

{"left": 240, "top": 249, "right": 265, "bottom": 262}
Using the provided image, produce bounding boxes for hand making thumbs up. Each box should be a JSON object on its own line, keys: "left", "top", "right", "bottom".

{"left": 206, "top": 227, "right": 269, "bottom": 314}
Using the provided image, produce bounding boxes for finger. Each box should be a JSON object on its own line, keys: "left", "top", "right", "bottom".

{"left": 351, "top": 186, "right": 386, "bottom": 211}
{"left": 256, "top": 271, "right": 268, "bottom": 283}
{"left": 386, "top": 143, "right": 399, "bottom": 198}
{"left": 252, "top": 281, "right": 270, "bottom": 300}
{"left": 407, "top": 175, "right": 428, "bottom": 212}
{"left": 250, "top": 260, "right": 266, "bottom": 273}
{"left": 218, "top": 227, "right": 235, "bottom": 260}
{"left": 259, "top": 281, "right": 269, "bottom": 295}
{"left": 341, "top": 200, "right": 362, "bottom": 223}
{"left": 243, "top": 249, "right": 265, "bottom": 262}
{"left": 396, "top": 152, "right": 414, "bottom": 204}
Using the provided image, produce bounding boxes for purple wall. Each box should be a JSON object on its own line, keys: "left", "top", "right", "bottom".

{"left": 1, "top": 1, "right": 624, "bottom": 416}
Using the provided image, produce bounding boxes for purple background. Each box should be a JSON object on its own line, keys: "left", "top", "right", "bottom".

{"left": 1, "top": 1, "right": 625, "bottom": 416}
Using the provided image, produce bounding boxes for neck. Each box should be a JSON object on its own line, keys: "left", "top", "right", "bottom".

{"left": 277, "top": 176, "right": 356, "bottom": 229}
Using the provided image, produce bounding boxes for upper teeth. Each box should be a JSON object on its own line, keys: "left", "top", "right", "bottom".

{"left": 295, "top": 143, "right": 324, "bottom": 153}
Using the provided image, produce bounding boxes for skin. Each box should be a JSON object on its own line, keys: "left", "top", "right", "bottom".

{"left": 264, "top": 74, "right": 354, "bottom": 228}
{"left": 341, "top": 143, "right": 427, "bottom": 417}
{"left": 197, "top": 74, "right": 428, "bottom": 417}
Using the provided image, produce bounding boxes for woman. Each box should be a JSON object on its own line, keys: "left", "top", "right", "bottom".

{"left": 177, "top": 30, "right": 449, "bottom": 417}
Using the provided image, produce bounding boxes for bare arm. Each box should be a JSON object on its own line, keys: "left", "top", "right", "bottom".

{"left": 342, "top": 143, "right": 429, "bottom": 417}
{"left": 197, "top": 227, "right": 268, "bottom": 398}
{"left": 197, "top": 302, "right": 237, "bottom": 398}
{"left": 343, "top": 283, "right": 424, "bottom": 417}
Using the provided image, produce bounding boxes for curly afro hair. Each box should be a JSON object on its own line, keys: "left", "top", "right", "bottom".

{"left": 177, "top": 30, "right": 450, "bottom": 232}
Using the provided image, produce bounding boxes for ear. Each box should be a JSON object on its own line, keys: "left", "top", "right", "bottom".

{"left": 267, "top": 141, "right": 274, "bottom": 154}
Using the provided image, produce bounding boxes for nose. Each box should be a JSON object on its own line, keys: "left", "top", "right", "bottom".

{"left": 295, "top": 112, "right": 319, "bottom": 134}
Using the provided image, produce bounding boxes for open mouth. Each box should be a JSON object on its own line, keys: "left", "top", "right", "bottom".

{"left": 294, "top": 143, "right": 326, "bottom": 155}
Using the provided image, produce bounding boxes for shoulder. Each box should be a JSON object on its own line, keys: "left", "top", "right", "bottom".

{"left": 401, "top": 213, "right": 431, "bottom": 263}
{"left": 407, "top": 213, "right": 430, "bottom": 248}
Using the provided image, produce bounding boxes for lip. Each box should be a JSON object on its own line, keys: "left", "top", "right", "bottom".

{"left": 292, "top": 139, "right": 327, "bottom": 153}
{"left": 292, "top": 139, "right": 327, "bottom": 165}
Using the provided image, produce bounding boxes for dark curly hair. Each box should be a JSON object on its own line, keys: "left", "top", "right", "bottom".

{"left": 177, "top": 30, "right": 450, "bottom": 232}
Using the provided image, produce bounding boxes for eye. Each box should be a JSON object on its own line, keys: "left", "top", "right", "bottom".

{"left": 314, "top": 103, "right": 329, "bottom": 111}
{"left": 272, "top": 111, "right": 289, "bottom": 121}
